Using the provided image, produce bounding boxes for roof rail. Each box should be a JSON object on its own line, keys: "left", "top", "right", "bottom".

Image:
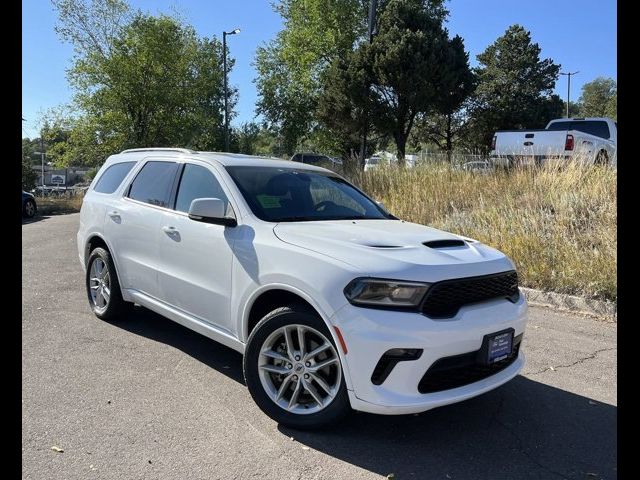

{"left": 120, "top": 147, "right": 197, "bottom": 154}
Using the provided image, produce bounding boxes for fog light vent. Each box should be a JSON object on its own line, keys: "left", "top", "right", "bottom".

{"left": 371, "top": 349, "right": 423, "bottom": 385}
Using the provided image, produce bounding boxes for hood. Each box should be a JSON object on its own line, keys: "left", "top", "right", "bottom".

{"left": 273, "top": 219, "right": 515, "bottom": 282}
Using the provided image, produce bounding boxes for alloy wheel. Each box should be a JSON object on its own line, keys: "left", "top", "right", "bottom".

{"left": 258, "top": 324, "right": 342, "bottom": 415}
{"left": 89, "top": 258, "right": 111, "bottom": 311}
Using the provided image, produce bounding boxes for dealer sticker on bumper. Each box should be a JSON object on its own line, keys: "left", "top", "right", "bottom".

{"left": 488, "top": 331, "right": 513, "bottom": 363}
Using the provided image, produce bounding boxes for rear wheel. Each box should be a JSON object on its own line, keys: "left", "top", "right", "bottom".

{"left": 243, "top": 305, "right": 350, "bottom": 429}
{"left": 85, "top": 247, "right": 131, "bottom": 320}
{"left": 594, "top": 150, "right": 609, "bottom": 165}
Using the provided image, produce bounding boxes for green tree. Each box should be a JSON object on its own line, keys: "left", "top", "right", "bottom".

{"left": 562, "top": 100, "right": 582, "bottom": 118}
{"left": 22, "top": 138, "right": 39, "bottom": 190}
{"left": 235, "top": 122, "right": 261, "bottom": 155}
{"left": 411, "top": 34, "right": 476, "bottom": 159}
{"left": 317, "top": 49, "right": 373, "bottom": 170}
{"left": 466, "top": 25, "right": 562, "bottom": 150}
{"left": 357, "top": 0, "right": 451, "bottom": 163}
{"left": 254, "top": 0, "right": 368, "bottom": 154}
{"left": 578, "top": 77, "right": 617, "bottom": 119}
{"left": 22, "top": 158, "right": 39, "bottom": 191}
{"left": 52, "top": 0, "right": 234, "bottom": 166}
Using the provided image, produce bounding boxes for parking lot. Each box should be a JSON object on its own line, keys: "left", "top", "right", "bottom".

{"left": 22, "top": 214, "right": 616, "bottom": 480}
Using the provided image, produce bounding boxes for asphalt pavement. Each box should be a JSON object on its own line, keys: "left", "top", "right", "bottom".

{"left": 22, "top": 213, "right": 617, "bottom": 480}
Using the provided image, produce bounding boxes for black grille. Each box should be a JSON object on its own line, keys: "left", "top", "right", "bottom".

{"left": 418, "top": 335, "right": 522, "bottom": 394}
{"left": 421, "top": 271, "right": 519, "bottom": 318}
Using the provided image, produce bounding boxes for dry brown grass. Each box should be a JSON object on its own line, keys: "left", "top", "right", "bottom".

{"left": 350, "top": 162, "right": 616, "bottom": 301}
{"left": 36, "top": 194, "right": 85, "bottom": 215}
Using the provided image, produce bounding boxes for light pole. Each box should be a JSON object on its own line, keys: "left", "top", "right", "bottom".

{"left": 359, "top": 0, "right": 378, "bottom": 169}
{"left": 222, "top": 28, "right": 240, "bottom": 152}
{"left": 560, "top": 71, "right": 579, "bottom": 118}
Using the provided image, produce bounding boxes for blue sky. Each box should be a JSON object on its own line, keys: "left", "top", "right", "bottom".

{"left": 22, "top": 0, "right": 616, "bottom": 138}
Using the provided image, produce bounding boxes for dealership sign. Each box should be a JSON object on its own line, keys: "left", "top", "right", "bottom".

{"left": 51, "top": 174, "right": 66, "bottom": 185}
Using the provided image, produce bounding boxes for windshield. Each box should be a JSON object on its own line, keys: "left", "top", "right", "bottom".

{"left": 367, "top": 157, "right": 380, "bottom": 165}
{"left": 225, "top": 166, "right": 392, "bottom": 222}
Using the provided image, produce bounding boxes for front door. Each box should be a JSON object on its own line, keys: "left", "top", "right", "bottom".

{"left": 157, "top": 162, "right": 236, "bottom": 331}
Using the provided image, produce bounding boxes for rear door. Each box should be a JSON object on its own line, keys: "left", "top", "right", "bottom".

{"left": 104, "top": 158, "right": 180, "bottom": 299}
{"left": 156, "top": 161, "right": 237, "bottom": 331}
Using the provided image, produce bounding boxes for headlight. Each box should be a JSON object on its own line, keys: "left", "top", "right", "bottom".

{"left": 344, "top": 278, "right": 430, "bottom": 308}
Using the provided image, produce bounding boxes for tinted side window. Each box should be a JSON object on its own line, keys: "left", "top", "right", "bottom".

{"left": 127, "top": 161, "right": 179, "bottom": 208}
{"left": 572, "top": 121, "right": 610, "bottom": 139}
{"left": 175, "top": 164, "right": 229, "bottom": 213}
{"left": 547, "top": 120, "right": 611, "bottom": 139}
{"left": 93, "top": 162, "right": 135, "bottom": 194}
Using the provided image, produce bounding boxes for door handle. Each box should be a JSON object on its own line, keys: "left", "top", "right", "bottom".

{"left": 108, "top": 210, "right": 121, "bottom": 222}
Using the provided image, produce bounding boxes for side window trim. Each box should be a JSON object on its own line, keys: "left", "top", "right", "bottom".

{"left": 170, "top": 163, "right": 186, "bottom": 211}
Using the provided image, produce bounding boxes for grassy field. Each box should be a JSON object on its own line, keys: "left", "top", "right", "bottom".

{"left": 351, "top": 163, "right": 616, "bottom": 301}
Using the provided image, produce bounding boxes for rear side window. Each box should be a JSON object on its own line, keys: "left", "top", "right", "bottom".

{"left": 547, "top": 120, "right": 611, "bottom": 139}
{"left": 127, "top": 161, "right": 179, "bottom": 208}
{"left": 93, "top": 162, "right": 135, "bottom": 194}
{"left": 175, "top": 164, "right": 229, "bottom": 213}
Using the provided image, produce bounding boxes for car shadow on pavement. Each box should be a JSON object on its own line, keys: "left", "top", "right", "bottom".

{"left": 110, "top": 306, "right": 616, "bottom": 480}
{"left": 280, "top": 378, "right": 617, "bottom": 480}
{"left": 108, "top": 305, "right": 245, "bottom": 384}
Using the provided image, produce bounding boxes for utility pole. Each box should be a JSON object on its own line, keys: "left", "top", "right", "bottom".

{"left": 40, "top": 136, "right": 45, "bottom": 187}
{"left": 359, "top": 0, "right": 378, "bottom": 169}
{"left": 560, "top": 71, "right": 579, "bottom": 118}
{"left": 222, "top": 28, "right": 240, "bottom": 152}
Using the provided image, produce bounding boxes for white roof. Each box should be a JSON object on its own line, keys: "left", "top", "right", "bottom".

{"left": 114, "top": 149, "right": 331, "bottom": 173}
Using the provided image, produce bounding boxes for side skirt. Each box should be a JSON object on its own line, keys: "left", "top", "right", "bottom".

{"left": 125, "top": 289, "right": 245, "bottom": 354}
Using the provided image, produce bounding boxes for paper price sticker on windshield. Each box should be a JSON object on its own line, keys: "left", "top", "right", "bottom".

{"left": 257, "top": 195, "right": 282, "bottom": 209}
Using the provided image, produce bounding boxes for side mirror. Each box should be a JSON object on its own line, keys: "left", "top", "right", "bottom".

{"left": 188, "top": 198, "right": 237, "bottom": 227}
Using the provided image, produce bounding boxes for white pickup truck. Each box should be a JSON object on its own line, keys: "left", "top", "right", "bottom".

{"left": 490, "top": 117, "right": 617, "bottom": 167}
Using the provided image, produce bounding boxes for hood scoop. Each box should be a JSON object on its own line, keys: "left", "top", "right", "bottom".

{"left": 423, "top": 239, "right": 466, "bottom": 249}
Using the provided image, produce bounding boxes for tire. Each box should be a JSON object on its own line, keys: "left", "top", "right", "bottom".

{"left": 594, "top": 150, "right": 609, "bottom": 165}
{"left": 243, "top": 305, "right": 350, "bottom": 430}
{"left": 23, "top": 199, "right": 37, "bottom": 218}
{"left": 85, "top": 247, "right": 131, "bottom": 321}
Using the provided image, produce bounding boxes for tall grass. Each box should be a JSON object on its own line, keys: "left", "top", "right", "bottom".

{"left": 350, "top": 162, "right": 616, "bottom": 301}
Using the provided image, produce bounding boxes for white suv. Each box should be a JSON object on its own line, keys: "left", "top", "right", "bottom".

{"left": 77, "top": 148, "right": 528, "bottom": 429}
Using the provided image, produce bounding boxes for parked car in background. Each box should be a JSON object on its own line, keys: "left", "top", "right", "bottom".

{"left": 22, "top": 190, "right": 37, "bottom": 218}
{"left": 78, "top": 147, "right": 528, "bottom": 429}
{"left": 364, "top": 155, "right": 382, "bottom": 171}
{"left": 490, "top": 117, "right": 617, "bottom": 167}
{"left": 291, "top": 153, "right": 343, "bottom": 172}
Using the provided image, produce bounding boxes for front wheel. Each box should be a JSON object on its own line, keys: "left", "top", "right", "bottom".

{"left": 243, "top": 305, "right": 350, "bottom": 429}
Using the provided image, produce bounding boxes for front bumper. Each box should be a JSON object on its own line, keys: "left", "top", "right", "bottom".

{"left": 331, "top": 293, "right": 528, "bottom": 414}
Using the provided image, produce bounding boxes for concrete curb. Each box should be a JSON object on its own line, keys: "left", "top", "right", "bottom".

{"left": 521, "top": 287, "right": 617, "bottom": 322}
